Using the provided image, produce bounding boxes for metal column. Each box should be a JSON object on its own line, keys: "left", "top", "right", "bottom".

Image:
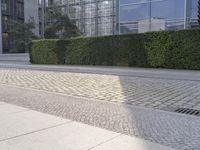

{"left": 118, "top": 0, "right": 120, "bottom": 34}
{"left": 95, "top": 0, "right": 98, "bottom": 35}
{"left": 112, "top": 0, "right": 115, "bottom": 35}
{"left": 41, "top": 0, "right": 46, "bottom": 38}
{"left": 0, "top": 0, "right": 3, "bottom": 54}
{"left": 149, "top": 0, "right": 152, "bottom": 32}
{"left": 184, "top": 0, "right": 192, "bottom": 29}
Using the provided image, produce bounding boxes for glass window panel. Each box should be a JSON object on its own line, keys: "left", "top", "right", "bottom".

{"left": 120, "top": 3, "right": 150, "bottom": 22}
{"left": 151, "top": 0, "right": 185, "bottom": 31}
{"left": 152, "top": 0, "right": 184, "bottom": 19}
{"left": 119, "top": 0, "right": 188, "bottom": 33}
{"left": 191, "top": 0, "right": 198, "bottom": 18}
{"left": 120, "top": 2, "right": 150, "bottom": 33}
{"left": 120, "top": 0, "right": 150, "bottom": 5}
{"left": 120, "top": 25, "right": 138, "bottom": 34}
{"left": 1, "top": 0, "right": 9, "bottom": 14}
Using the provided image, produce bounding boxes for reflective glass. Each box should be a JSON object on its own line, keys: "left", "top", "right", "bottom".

{"left": 119, "top": 0, "right": 190, "bottom": 33}
{"left": 120, "top": 3, "right": 150, "bottom": 22}
{"left": 120, "top": 1, "right": 150, "bottom": 33}
{"left": 151, "top": 0, "right": 185, "bottom": 31}
{"left": 120, "top": 0, "right": 150, "bottom": 5}
{"left": 191, "top": 0, "right": 198, "bottom": 18}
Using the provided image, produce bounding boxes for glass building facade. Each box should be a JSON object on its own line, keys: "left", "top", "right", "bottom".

{"left": 42, "top": 0, "right": 116, "bottom": 36}
{"left": 0, "top": 0, "right": 25, "bottom": 53}
{"left": 0, "top": 0, "right": 39, "bottom": 53}
{"left": 67, "top": 0, "right": 116, "bottom": 36}
{"left": 119, "top": 0, "right": 199, "bottom": 34}
{"left": 41, "top": 0, "right": 199, "bottom": 36}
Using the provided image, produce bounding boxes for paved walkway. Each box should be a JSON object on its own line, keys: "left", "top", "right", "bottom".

{"left": 0, "top": 102, "right": 174, "bottom": 150}
{"left": 1, "top": 84, "right": 200, "bottom": 150}
{"left": 1, "top": 62, "right": 200, "bottom": 81}
{"left": 0, "top": 54, "right": 30, "bottom": 64}
{"left": 0, "top": 64, "right": 200, "bottom": 110}
{"left": 0, "top": 64, "right": 200, "bottom": 149}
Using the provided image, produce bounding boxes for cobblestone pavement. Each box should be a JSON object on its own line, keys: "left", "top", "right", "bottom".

{"left": 0, "top": 84, "right": 200, "bottom": 150}
{"left": 0, "top": 68, "right": 200, "bottom": 111}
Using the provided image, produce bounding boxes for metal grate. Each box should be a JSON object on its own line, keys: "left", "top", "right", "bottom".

{"left": 174, "top": 108, "right": 200, "bottom": 116}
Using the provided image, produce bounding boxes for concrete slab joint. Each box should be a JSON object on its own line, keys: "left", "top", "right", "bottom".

{"left": 0, "top": 103, "right": 175, "bottom": 150}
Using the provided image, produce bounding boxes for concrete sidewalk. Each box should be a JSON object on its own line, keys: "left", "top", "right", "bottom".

{"left": 0, "top": 62, "right": 200, "bottom": 81}
{"left": 0, "top": 102, "right": 174, "bottom": 150}
{"left": 0, "top": 54, "right": 30, "bottom": 64}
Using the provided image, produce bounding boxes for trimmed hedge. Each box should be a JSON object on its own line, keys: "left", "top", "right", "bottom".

{"left": 30, "top": 39, "right": 68, "bottom": 64}
{"left": 30, "top": 29, "right": 200, "bottom": 70}
{"left": 146, "top": 29, "right": 200, "bottom": 69}
{"left": 66, "top": 34, "right": 148, "bottom": 67}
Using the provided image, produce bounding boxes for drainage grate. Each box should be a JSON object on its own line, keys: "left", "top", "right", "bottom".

{"left": 174, "top": 108, "right": 200, "bottom": 116}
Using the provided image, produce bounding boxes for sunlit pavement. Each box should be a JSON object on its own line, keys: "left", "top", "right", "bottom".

{"left": 0, "top": 102, "right": 174, "bottom": 150}
{"left": 0, "top": 63, "right": 200, "bottom": 110}
{"left": 0, "top": 63, "right": 200, "bottom": 149}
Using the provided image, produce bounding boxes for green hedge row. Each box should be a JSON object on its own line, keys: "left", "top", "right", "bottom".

{"left": 146, "top": 29, "right": 200, "bottom": 69}
{"left": 66, "top": 34, "right": 148, "bottom": 67}
{"left": 30, "top": 39, "right": 68, "bottom": 64}
{"left": 30, "top": 29, "right": 200, "bottom": 70}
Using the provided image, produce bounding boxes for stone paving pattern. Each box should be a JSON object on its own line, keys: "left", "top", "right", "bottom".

{"left": 0, "top": 67, "right": 200, "bottom": 149}
{"left": 0, "top": 68, "right": 200, "bottom": 111}
{"left": 0, "top": 84, "right": 200, "bottom": 150}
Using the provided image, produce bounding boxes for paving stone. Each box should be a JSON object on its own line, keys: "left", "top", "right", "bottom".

{"left": 0, "top": 122, "right": 119, "bottom": 150}
{"left": 0, "top": 108, "right": 68, "bottom": 140}
{"left": 1, "top": 84, "right": 200, "bottom": 150}
{"left": 0, "top": 104, "right": 28, "bottom": 115}
{"left": 92, "top": 134, "right": 174, "bottom": 150}
{"left": 0, "top": 68, "right": 200, "bottom": 110}
{"left": 1, "top": 68, "right": 200, "bottom": 149}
